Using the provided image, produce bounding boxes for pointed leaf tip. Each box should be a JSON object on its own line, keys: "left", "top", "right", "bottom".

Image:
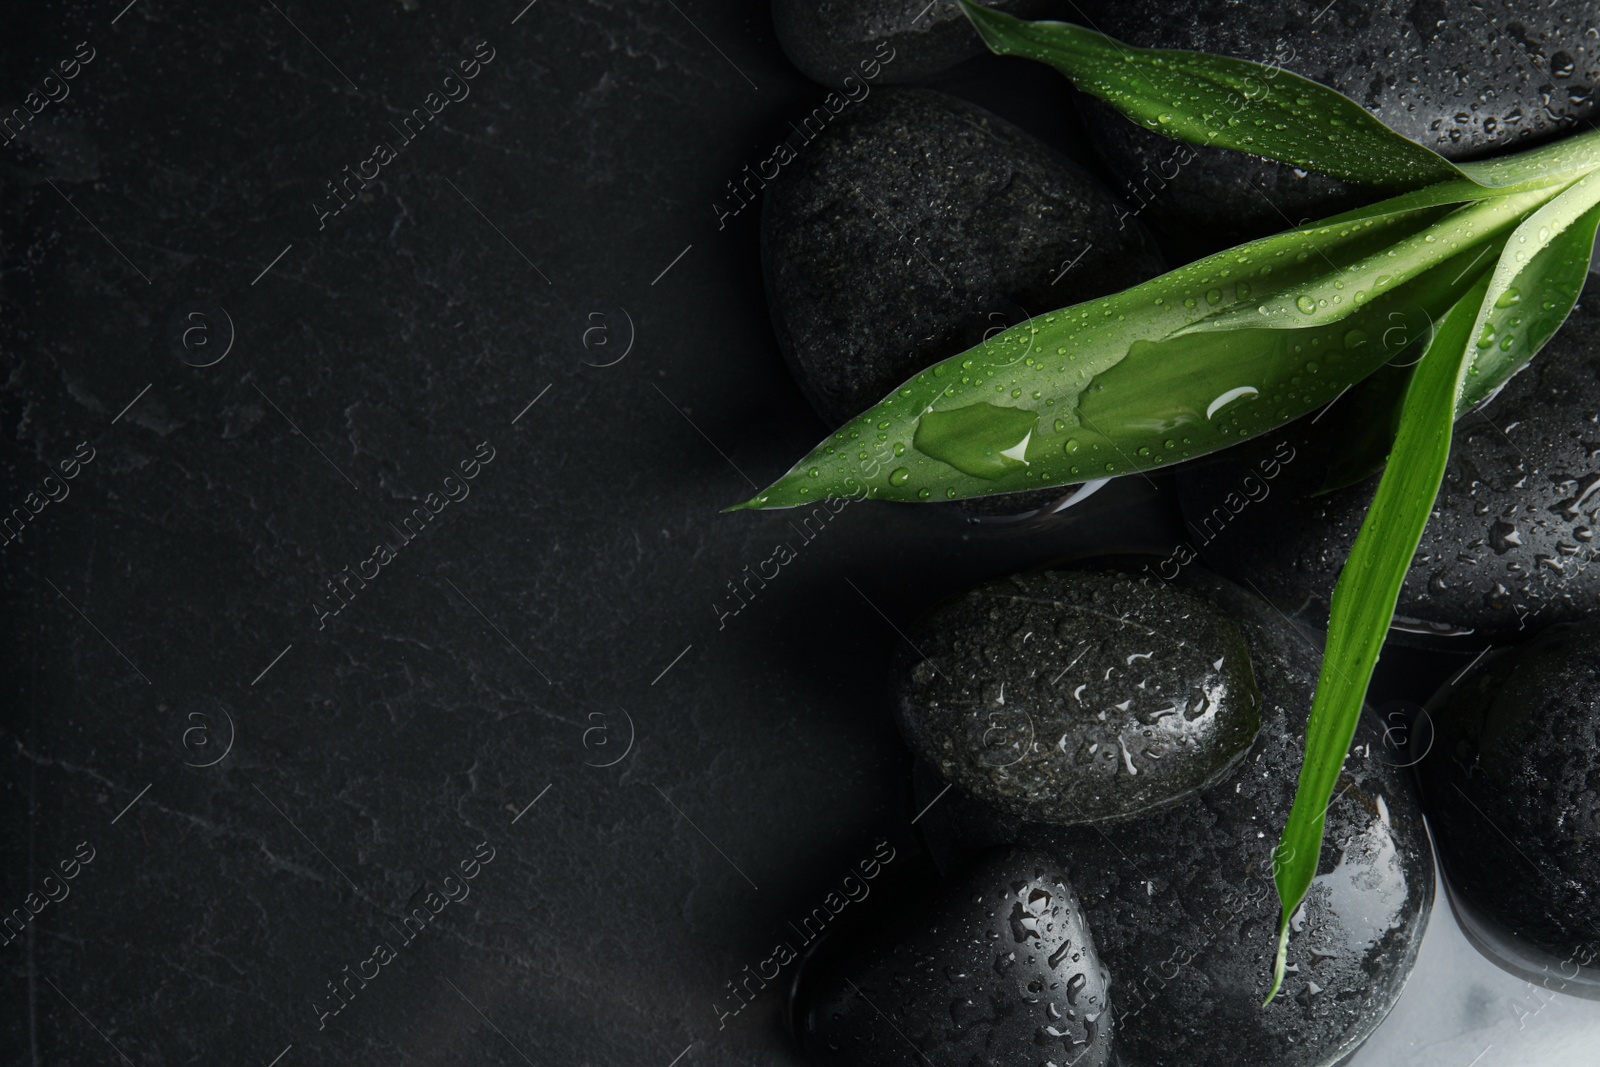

{"left": 954, "top": 4, "right": 1467, "bottom": 189}
{"left": 957, "top": 0, "right": 1014, "bottom": 50}
{"left": 1263, "top": 922, "right": 1291, "bottom": 1006}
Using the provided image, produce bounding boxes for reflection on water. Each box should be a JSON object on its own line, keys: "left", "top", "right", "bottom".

{"left": 1345, "top": 855, "right": 1600, "bottom": 1065}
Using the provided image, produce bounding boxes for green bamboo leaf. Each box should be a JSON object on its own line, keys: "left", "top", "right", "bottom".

{"left": 957, "top": 3, "right": 1600, "bottom": 191}
{"left": 1460, "top": 173, "right": 1600, "bottom": 410}
{"left": 1278, "top": 183, "right": 1600, "bottom": 997}
{"left": 1233, "top": 178, "right": 1584, "bottom": 494}
{"left": 955, "top": 0, "right": 1462, "bottom": 188}
{"left": 1265, "top": 267, "right": 1492, "bottom": 1004}
{"left": 1317, "top": 181, "right": 1600, "bottom": 493}
{"left": 732, "top": 180, "right": 1571, "bottom": 511}
{"left": 1186, "top": 185, "right": 1561, "bottom": 334}
{"left": 1455, "top": 130, "right": 1600, "bottom": 190}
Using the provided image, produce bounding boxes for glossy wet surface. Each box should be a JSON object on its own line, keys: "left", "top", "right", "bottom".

{"left": 3, "top": 2, "right": 1598, "bottom": 1064}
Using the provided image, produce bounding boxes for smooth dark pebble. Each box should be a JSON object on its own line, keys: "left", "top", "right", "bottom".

{"left": 896, "top": 568, "right": 1262, "bottom": 825}
{"left": 797, "top": 845, "right": 1113, "bottom": 1067}
{"left": 915, "top": 565, "right": 1435, "bottom": 1066}
{"left": 1417, "top": 621, "right": 1600, "bottom": 968}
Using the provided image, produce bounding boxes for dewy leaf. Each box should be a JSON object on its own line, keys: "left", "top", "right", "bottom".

{"left": 1265, "top": 267, "right": 1491, "bottom": 1004}
{"left": 1185, "top": 184, "right": 1561, "bottom": 334}
{"left": 1460, "top": 173, "right": 1600, "bottom": 413}
{"left": 956, "top": 0, "right": 1464, "bottom": 188}
{"left": 1268, "top": 180, "right": 1600, "bottom": 998}
{"left": 731, "top": 179, "right": 1571, "bottom": 510}
{"left": 1317, "top": 178, "right": 1600, "bottom": 493}
{"left": 1455, "top": 127, "right": 1600, "bottom": 190}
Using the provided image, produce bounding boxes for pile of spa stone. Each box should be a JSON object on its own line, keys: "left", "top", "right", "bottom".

{"left": 801, "top": 565, "right": 1435, "bottom": 1067}
{"left": 754, "top": 2, "right": 1600, "bottom": 1064}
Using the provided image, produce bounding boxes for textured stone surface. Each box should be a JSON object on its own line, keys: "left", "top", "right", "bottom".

{"left": 2, "top": 5, "right": 1164, "bottom": 1065}
{"left": 1177, "top": 298, "right": 1600, "bottom": 643}
{"left": 917, "top": 566, "right": 1435, "bottom": 1067}
{"left": 1417, "top": 621, "right": 1600, "bottom": 961}
{"left": 761, "top": 87, "right": 1165, "bottom": 430}
{"left": 1, "top": 1, "right": 1594, "bottom": 1063}
{"left": 895, "top": 569, "right": 1262, "bottom": 825}
{"left": 1077, "top": 0, "right": 1600, "bottom": 248}
{"left": 797, "top": 846, "right": 1113, "bottom": 1067}
{"left": 772, "top": 0, "right": 1059, "bottom": 88}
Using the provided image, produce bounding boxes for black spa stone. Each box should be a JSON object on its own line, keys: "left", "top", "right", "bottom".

{"left": 761, "top": 87, "right": 1164, "bottom": 432}
{"left": 1416, "top": 621, "right": 1600, "bottom": 964}
{"left": 797, "top": 845, "right": 1113, "bottom": 1067}
{"left": 913, "top": 566, "right": 1434, "bottom": 1067}
{"left": 895, "top": 568, "right": 1263, "bottom": 825}
{"left": 772, "top": 0, "right": 1060, "bottom": 88}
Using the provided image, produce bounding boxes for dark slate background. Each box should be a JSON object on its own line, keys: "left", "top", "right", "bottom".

{"left": 2, "top": 2, "right": 1595, "bottom": 1065}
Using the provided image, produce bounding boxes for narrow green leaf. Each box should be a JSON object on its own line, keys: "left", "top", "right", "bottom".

{"left": 1266, "top": 267, "right": 1492, "bottom": 1003}
{"left": 1316, "top": 179, "right": 1600, "bottom": 493}
{"left": 1186, "top": 185, "right": 1560, "bottom": 335}
{"left": 1460, "top": 173, "right": 1600, "bottom": 412}
{"left": 955, "top": 0, "right": 1463, "bottom": 188}
{"left": 1456, "top": 128, "right": 1600, "bottom": 190}
{"left": 956, "top": 2, "right": 1600, "bottom": 191}
{"left": 732, "top": 180, "right": 1570, "bottom": 511}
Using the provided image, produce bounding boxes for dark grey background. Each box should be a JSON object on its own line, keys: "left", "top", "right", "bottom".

{"left": 1, "top": 2, "right": 1594, "bottom": 1065}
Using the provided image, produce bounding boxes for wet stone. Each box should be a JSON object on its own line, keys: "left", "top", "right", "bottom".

{"left": 1417, "top": 621, "right": 1600, "bottom": 964}
{"left": 915, "top": 567, "right": 1435, "bottom": 1067}
{"left": 1077, "top": 0, "right": 1600, "bottom": 249}
{"left": 895, "top": 568, "right": 1262, "bottom": 824}
{"left": 1176, "top": 298, "right": 1600, "bottom": 644}
{"left": 761, "top": 87, "right": 1165, "bottom": 432}
{"left": 772, "top": 0, "right": 1059, "bottom": 88}
{"left": 797, "top": 846, "right": 1113, "bottom": 1067}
